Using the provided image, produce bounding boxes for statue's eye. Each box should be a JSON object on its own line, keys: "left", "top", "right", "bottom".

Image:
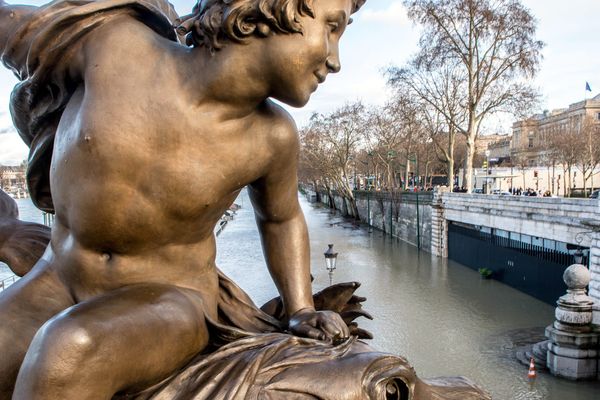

{"left": 328, "top": 22, "right": 339, "bottom": 33}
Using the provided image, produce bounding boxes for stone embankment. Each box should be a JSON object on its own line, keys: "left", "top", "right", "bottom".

{"left": 307, "top": 187, "right": 600, "bottom": 324}
{"left": 318, "top": 189, "right": 433, "bottom": 250}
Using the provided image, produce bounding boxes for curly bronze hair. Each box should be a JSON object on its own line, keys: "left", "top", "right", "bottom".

{"left": 176, "top": 0, "right": 366, "bottom": 50}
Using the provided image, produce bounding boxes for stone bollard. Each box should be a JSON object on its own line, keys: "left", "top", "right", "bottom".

{"left": 545, "top": 263, "right": 600, "bottom": 380}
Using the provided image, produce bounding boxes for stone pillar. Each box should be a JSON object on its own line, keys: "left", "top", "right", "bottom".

{"left": 430, "top": 187, "right": 448, "bottom": 258}
{"left": 545, "top": 264, "right": 600, "bottom": 380}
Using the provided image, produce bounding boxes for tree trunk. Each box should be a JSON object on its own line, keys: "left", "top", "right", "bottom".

{"left": 568, "top": 166, "right": 572, "bottom": 197}
{"left": 448, "top": 158, "right": 454, "bottom": 190}
{"left": 463, "top": 135, "right": 476, "bottom": 192}
{"left": 551, "top": 164, "right": 555, "bottom": 195}
{"left": 338, "top": 170, "right": 360, "bottom": 219}
{"left": 448, "top": 133, "right": 455, "bottom": 189}
{"left": 405, "top": 158, "right": 410, "bottom": 190}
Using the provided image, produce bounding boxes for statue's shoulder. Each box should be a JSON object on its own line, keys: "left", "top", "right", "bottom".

{"left": 260, "top": 100, "right": 299, "bottom": 146}
{"left": 77, "top": 14, "right": 178, "bottom": 90}
{"left": 82, "top": 14, "right": 170, "bottom": 63}
{"left": 253, "top": 100, "right": 300, "bottom": 165}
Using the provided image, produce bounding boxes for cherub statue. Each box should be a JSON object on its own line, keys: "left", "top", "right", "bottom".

{"left": 0, "top": 1, "right": 490, "bottom": 398}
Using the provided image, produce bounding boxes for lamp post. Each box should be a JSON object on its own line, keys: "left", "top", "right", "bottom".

{"left": 324, "top": 244, "right": 338, "bottom": 286}
{"left": 573, "top": 248, "right": 584, "bottom": 265}
{"left": 485, "top": 150, "right": 491, "bottom": 194}
{"left": 358, "top": 157, "right": 372, "bottom": 232}
{"left": 367, "top": 152, "right": 374, "bottom": 232}
{"left": 408, "top": 154, "right": 420, "bottom": 250}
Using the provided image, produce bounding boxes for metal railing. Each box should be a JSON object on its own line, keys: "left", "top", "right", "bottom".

{"left": 450, "top": 223, "right": 589, "bottom": 266}
{"left": 43, "top": 212, "right": 55, "bottom": 227}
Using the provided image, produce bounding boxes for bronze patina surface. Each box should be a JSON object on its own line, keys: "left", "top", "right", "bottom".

{"left": 0, "top": 1, "right": 489, "bottom": 398}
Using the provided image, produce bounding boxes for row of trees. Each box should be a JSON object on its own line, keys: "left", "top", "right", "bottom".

{"left": 300, "top": 0, "right": 545, "bottom": 208}
{"left": 388, "top": 0, "right": 543, "bottom": 192}
{"left": 298, "top": 98, "right": 485, "bottom": 212}
{"left": 300, "top": 0, "right": 599, "bottom": 202}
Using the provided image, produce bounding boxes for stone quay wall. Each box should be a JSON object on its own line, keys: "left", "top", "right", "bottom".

{"left": 309, "top": 187, "right": 600, "bottom": 323}
{"left": 317, "top": 190, "right": 433, "bottom": 251}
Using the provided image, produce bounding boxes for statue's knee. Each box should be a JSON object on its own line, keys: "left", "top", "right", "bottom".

{"left": 25, "top": 318, "right": 96, "bottom": 378}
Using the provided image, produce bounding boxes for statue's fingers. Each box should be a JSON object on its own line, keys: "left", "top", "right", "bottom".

{"left": 321, "top": 317, "right": 349, "bottom": 340}
{"left": 292, "top": 324, "right": 327, "bottom": 342}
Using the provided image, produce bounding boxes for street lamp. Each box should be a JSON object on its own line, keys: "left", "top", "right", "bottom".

{"left": 324, "top": 244, "right": 338, "bottom": 285}
{"left": 408, "top": 154, "right": 421, "bottom": 249}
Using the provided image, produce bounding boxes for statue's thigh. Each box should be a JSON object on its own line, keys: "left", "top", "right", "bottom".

{"left": 16, "top": 282, "right": 209, "bottom": 398}
{"left": 0, "top": 261, "right": 73, "bottom": 399}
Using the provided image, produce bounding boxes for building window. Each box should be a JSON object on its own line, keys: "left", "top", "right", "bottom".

{"left": 528, "top": 137, "right": 534, "bottom": 148}
{"left": 597, "top": 112, "right": 600, "bottom": 120}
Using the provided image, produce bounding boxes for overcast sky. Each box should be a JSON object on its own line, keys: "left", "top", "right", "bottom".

{"left": 1, "top": 0, "right": 599, "bottom": 165}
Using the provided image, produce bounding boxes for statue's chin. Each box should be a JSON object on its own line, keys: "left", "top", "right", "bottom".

{"left": 271, "top": 91, "right": 312, "bottom": 109}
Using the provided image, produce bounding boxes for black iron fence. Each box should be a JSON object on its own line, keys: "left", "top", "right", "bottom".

{"left": 450, "top": 223, "right": 588, "bottom": 266}
{"left": 448, "top": 222, "right": 588, "bottom": 304}
{"left": 352, "top": 190, "right": 434, "bottom": 205}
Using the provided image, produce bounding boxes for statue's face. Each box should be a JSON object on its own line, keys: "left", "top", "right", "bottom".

{"left": 265, "top": 0, "right": 353, "bottom": 107}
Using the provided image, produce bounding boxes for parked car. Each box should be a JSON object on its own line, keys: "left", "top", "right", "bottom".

{"left": 591, "top": 190, "right": 599, "bottom": 199}
{"left": 473, "top": 188, "right": 484, "bottom": 194}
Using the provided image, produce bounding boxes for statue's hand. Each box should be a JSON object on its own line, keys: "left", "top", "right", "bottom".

{"left": 288, "top": 308, "right": 350, "bottom": 344}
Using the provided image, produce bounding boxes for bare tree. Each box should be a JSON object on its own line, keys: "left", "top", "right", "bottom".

{"left": 364, "top": 102, "right": 405, "bottom": 190}
{"left": 363, "top": 95, "right": 425, "bottom": 190}
{"left": 300, "top": 103, "right": 367, "bottom": 217}
{"left": 510, "top": 151, "right": 529, "bottom": 191}
{"left": 402, "top": 0, "right": 543, "bottom": 192}
{"left": 577, "top": 116, "right": 600, "bottom": 195}
{"left": 548, "top": 121, "right": 582, "bottom": 197}
{"left": 387, "top": 63, "right": 467, "bottom": 189}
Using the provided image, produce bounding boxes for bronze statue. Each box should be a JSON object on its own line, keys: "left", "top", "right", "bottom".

{"left": 0, "top": 0, "right": 490, "bottom": 398}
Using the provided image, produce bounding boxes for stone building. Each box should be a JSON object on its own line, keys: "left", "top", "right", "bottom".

{"left": 486, "top": 136, "right": 511, "bottom": 163}
{"left": 477, "top": 133, "right": 509, "bottom": 156}
{"left": 511, "top": 94, "right": 600, "bottom": 166}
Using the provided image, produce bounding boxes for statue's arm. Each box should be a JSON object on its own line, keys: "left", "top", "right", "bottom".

{"left": 248, "top": 115, "right": 313, "bottom": 317}
{"left": 248, "top": 110, "right": 349, "bottom": 342}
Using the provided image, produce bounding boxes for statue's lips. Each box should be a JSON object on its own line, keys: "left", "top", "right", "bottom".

{"left": 314, "top": 72, "right": 326, "bottom": 84}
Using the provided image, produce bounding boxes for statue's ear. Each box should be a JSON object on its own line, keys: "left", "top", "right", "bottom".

{"left": 256, "top": 22, "right": 270, "bottom": 37}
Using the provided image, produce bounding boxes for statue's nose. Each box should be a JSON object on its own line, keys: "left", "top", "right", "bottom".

{"left": 326, "top": 58, "right": 341, "bottom": 73}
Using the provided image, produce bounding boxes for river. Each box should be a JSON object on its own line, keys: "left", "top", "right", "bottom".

{"left": 3, "top": 192, "right": 600, "bottom": 398}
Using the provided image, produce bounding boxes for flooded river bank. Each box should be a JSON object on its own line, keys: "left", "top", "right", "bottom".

{"left": 217, "top": 190, "right": 600, "bottom": 400}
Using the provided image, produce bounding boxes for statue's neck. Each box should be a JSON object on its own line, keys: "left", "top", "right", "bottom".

{"left": 177, "top": 42, "right": 271, "bottom": 117}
